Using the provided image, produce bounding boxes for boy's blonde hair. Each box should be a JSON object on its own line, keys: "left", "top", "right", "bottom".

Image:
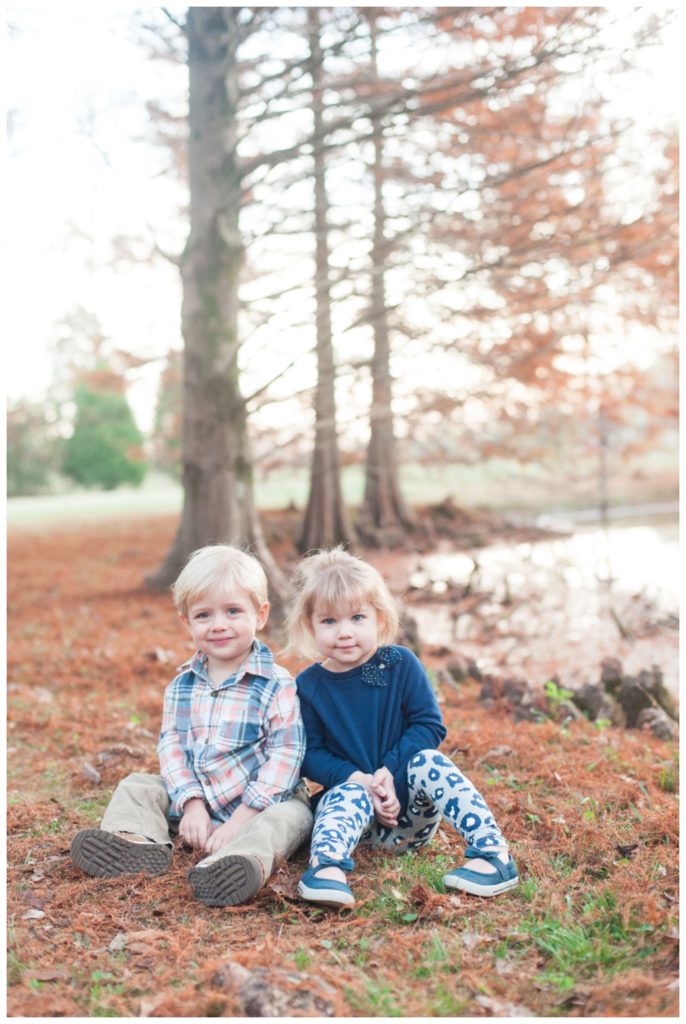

{"left": 286, "top": 547, "right": 399, "bottom": 660}
{"left": 172, "top": 545, "right": 268, "bottom": 618}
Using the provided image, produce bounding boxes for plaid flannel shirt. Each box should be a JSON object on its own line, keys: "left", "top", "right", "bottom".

{"left": 157, "top": 640, "right": 305, "bottom": 821}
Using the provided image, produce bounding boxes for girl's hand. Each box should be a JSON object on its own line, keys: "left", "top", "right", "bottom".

{"left": 179, "top": 798, "right": 212, "bottom": 849}
{"left": 371, "top": 766, "right": 394, "bottom": 795}
{"left": 347, "top": 770, "right": 374, "bottom": 789}
{"left": 371, "top": 768, "right": 400, "bottom": 827}
{"left": 371, "top": 790, "right": 400, "bottom": 827}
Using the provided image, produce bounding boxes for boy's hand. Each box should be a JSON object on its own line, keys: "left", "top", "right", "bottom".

{"left": 203, "top": 803, "right": 260, "bottom": 855}
{"left": 370, "top": 767, "right": 400, "bottom": 827}
{"left": 179, "top": 798, "right": 212, "bottom": 849}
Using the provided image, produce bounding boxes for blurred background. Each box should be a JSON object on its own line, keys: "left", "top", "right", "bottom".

{"left": 6, "top": 7, "right": 678, "bottom": 677}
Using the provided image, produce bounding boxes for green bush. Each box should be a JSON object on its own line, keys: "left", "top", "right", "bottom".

{"left": 63, "top": 384, "right": 146, "bottom": 490}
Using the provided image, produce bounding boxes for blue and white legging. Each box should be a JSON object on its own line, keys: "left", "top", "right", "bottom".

{"left": 310, "top": 748, "right": 507, "bottom": 869}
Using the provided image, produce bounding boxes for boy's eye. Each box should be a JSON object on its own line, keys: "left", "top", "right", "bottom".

{"left": 225, "top": 607, "right": 241, "bottom": 616}
{"left": 194, "top": 611, "right": 210, "bottom": 620}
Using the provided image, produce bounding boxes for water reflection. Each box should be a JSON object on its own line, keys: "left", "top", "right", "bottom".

{"left": 407, "top": 518, "right": 679, "bottom": 698}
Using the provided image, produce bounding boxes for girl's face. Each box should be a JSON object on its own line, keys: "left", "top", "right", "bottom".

{"left": 311, "top": 601, "right": 380, "bottom": 672}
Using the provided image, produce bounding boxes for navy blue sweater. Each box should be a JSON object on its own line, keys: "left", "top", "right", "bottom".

{"left": 295, "top": 644, "right": 447, "bottom": 815}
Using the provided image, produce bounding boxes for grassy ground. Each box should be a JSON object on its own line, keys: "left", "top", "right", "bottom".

{"left": 6, "top": 515, "right": 679, "bottom": 1017}
{"left": 7, "top": 456, "right": 679, "bottom": 530}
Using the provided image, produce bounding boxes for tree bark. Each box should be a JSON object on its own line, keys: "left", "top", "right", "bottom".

{"left": 147, "top": 8, "right": 285, "bottom": 602}
{"left": 358, "top": 13, "right": 415, "bottom": 542}
{"left": 298, "top": 8, "right": 356, "bottom": 553}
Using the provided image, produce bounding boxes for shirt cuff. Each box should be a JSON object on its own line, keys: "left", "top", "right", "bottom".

{"left": 241, "top": 783, "right": 277, "bottom": 811}
{"left": 175, "top": 788, "right": 205, "bottom": 815}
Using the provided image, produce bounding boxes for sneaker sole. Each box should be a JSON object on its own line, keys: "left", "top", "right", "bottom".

{"left": 444, "top": 874, "right": 519, "bottom": 898}
{"left": 70, "top": 829, "right": 172, "bottom": 877}
{"left": 188, "top": 855, "right": 262, "bottom": 907}
{"left": 297, "top": 880, "right": 355, "bottom": 908}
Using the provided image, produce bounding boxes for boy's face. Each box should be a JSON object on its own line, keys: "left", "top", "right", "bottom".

{"left": 182, "top": 584, "right": 269, "bottom": 677}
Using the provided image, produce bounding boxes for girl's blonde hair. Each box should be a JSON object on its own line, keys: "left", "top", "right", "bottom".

{"left": 172, "top": 545, "right": 268, "bottom": 618}
{"left": 285, "top": 547, "right": 399, "bottom": 660}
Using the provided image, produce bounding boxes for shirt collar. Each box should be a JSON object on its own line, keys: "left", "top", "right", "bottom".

{"left": 181, "top": 639, "right": 273, "bottom": 683}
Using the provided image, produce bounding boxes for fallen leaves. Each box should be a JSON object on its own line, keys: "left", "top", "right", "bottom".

{"left": 6, "top": 513, "right": 680, "bottom": 1019}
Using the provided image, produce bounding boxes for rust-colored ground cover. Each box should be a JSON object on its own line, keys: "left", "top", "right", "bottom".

{"left": 7, "top": 515, "right": 679, "bottom": 1017}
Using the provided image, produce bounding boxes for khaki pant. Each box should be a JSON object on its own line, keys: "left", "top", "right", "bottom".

{"left": 100, "top": 772, "right": 313, "bottom": 884}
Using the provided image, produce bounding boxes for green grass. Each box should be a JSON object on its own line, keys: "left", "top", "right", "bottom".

{"left": 291, "top": 947, "right": 312, "bottom": 970}
{"left": 522, "top": 889, "right": 660, "bottom": 991}
{"left": 344, "top": 979, "right": 405, "bottom": 1017}
{"left": 412, "top": 933, "right": 461, "bottom": 979}
{"left": 8, "top": 460, "right": 677, "bottom": 530}
{"left": 359, "top": 852, "right": 456, "bottom": 920}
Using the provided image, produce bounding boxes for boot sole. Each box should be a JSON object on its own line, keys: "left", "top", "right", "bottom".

{"left": 70, "top": 829, "right": 172, "bottom": 877}
{"left": 188, "top": 855, "right": 262, "bottom": 907}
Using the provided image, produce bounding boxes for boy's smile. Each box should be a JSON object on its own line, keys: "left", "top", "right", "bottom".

{"left": 183, "top": 584, "right": 269, "bottom": 682}
{"left": 311, "top": 603, "right": 380, "bottom": 672}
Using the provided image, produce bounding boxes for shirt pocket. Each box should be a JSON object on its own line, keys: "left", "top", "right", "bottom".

{"left": 210, "top": 717, "right": 263, "bottom": 756}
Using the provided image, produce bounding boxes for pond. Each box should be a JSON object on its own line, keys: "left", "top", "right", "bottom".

{"left": 404, "top": 509, "right": 679, "bottom": 698}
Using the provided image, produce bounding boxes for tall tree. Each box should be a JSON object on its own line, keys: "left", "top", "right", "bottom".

{"left": 298, "top": 7, "right": 356, "bottom": 552}
{"left": 150, "top": 348, "right": 183, "bottom": 479}
{"left": 7, "top": 398, "right": 62, "bottom": 496}
{"left": 147, "top": 8, "right": 285, "bottom": 596}
{"left": 358, "top": 9, "right": 416, "bottom": 543}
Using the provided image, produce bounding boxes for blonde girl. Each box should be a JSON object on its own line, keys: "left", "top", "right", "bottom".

{"left": 286, "top": 547, "right": 518, "bottom": 908}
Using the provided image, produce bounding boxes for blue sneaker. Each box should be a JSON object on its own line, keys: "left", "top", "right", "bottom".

{"left": 443, "top": 848, "right": 518, "bottom": 897}
{"left": 298, "top": 864, "right": 355, "bottom": 908}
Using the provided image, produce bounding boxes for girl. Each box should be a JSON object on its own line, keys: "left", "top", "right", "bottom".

{"left": 285, "top": 547, "right": 518, "bottom": 909}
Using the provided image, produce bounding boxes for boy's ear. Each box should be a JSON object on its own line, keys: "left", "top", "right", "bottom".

{"left": 256, "top": 602, "right": 270, "bottom": 631}
{"left": 179, "top": 612, "right": 190, "bottom": 631}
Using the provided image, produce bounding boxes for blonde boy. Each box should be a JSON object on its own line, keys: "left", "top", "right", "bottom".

{"left": 70, "top": 545, "right": 312, "bottom": 906}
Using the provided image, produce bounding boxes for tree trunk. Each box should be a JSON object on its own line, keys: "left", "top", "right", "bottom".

{"left": 358, "top": 14, "right": 415, "bottom": 543}
{"left": 147, "top": 8, "right": 285, "bottom": 603}
{"left": 298, "top": 8, "right": 356, "bottom": 553}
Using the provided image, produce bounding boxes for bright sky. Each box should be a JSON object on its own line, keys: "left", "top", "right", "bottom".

{"left": 5, "top": 4, "right": 680, "bottom": 433}
{"left": 6, "top": 5, "right": 188, "bottom": 427}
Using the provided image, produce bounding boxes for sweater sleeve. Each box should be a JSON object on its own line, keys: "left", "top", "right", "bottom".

{"left": 299, "top": 683, "right": 360, "bottom": 788}
{"left": 381, "top": 650, "right": 447, "bottom": 775}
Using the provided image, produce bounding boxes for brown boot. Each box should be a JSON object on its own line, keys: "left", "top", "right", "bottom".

{"left": 70, "top": 828, "right": 172, "bottom": 877}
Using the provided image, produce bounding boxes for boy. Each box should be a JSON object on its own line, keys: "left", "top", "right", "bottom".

{"left": 70, "top": 545, "right": 313, "bottom": 906}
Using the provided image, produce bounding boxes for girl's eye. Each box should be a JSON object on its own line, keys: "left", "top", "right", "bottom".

{"left": 321, "top": 617, "right": 335, "bottom": 625}
{"left": 352, "top": 613, "right": 366, "bottom": 621}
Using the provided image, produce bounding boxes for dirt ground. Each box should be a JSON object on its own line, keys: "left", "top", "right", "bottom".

{"left": 6, "top": 513, "right": 679, "bottom": 1017}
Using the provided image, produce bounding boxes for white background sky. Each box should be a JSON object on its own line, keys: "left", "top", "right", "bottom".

{"left": 4, "top": 3, "right": 681, "bottom": 434}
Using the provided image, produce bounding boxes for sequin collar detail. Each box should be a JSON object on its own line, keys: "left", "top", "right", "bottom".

{"left": 360, "top": 645, "right": 401, "bottom": 686}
